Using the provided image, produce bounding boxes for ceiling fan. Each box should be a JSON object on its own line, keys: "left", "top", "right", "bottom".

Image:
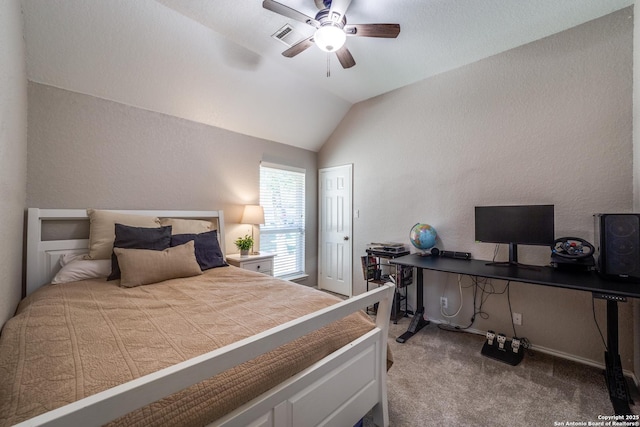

{"left": 262, "top": 0, "right": 400, "bottom": 69}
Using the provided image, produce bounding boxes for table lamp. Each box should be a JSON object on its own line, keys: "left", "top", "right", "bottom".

{"left": 241, "top": 205, "right": 265, "bottom": 255}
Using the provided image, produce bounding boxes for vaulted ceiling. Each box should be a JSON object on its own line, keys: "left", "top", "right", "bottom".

{"left": 21, "top": 0, "right": 633, "bottom": 151}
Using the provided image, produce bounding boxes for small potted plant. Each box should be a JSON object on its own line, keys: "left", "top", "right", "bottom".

{"left": 234, "top": 234, "right": 254, "bottom": 256}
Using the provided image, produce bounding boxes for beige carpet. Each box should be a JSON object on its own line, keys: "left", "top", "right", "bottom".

{"left": 364, "top": 317, "right": 639, "bottom": 427}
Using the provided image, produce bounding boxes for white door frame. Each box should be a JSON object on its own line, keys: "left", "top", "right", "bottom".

{"left": 318, "top": 164, "right": 353, "bottom": 297}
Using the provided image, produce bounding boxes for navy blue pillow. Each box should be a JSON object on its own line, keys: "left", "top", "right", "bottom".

{"left": 170, "top": 230, "right": 227, "bottom": 270}
{"left": 107, "top": 224, "right": 173, "bottom": 281}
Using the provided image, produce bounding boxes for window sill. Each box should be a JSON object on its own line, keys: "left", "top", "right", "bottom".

{"left": 279, "top": 273, "right": 309, "bottom": 283}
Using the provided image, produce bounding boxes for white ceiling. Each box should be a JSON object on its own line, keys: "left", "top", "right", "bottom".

{"left": 21, "top": 0, "right": 633, "bottom": 151}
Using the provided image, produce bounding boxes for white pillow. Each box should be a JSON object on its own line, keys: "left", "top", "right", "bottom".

{"left": 51, "top": 257, "right": 112, "bottom": 284}
{"left": 59, "top": 252, "right": 86, "bottom": 267}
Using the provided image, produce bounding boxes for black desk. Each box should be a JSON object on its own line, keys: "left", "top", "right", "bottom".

{"left": 389, "top": 253, "right": 640, "bottom": 415}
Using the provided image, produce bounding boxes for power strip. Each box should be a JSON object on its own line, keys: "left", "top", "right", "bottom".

{"left": 592, "top": 292, "right": 627, "bottom": 302}
{"left": 435, "top": 249, "right": 472, "bottom": 260}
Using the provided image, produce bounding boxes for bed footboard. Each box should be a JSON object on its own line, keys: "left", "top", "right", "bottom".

{"left": 215, "top": 328, "right": 385, "bottom": 427}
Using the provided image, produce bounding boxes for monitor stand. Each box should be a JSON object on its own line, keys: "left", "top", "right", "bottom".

{"left": 484, "top": 243, "right": 541, "bottom": 271}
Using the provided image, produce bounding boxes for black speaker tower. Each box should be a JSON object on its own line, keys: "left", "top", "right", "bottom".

{"left": 595, "top": 214, "right": 640, "bottom": 281}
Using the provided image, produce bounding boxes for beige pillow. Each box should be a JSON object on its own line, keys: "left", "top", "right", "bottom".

{"left": 114, "top": 241, "right": 202, "bottom": 288}
{"left": 159, "top": 218, "right": 213, "bottom": 235}
{"left": 86, "top": 209, "right": 160, "bottom": 259}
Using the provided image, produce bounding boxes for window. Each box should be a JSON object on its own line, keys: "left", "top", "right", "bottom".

{"left": 260, "top": 162, "right": 306, "bottom": 279}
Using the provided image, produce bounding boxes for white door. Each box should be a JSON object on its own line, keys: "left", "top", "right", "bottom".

{"left": 318, "top": 164, "right": 353, "bottom": 296}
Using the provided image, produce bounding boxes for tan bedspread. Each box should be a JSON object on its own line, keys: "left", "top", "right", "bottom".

{"left": 0, "top": 266, "right": 377, "bottom": 426}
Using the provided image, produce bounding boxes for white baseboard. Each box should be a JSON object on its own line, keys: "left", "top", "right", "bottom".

{"left": 430, "top": 319, "right": 638, "bottom": 386}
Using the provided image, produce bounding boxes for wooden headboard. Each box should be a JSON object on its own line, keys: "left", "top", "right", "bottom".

{"left": 26, "top": 208, "right": 225, "bottom": 296}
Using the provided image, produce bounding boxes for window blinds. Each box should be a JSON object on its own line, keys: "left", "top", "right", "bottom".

{"left": 259, "top": 163, "right": 306, "bottom": 278}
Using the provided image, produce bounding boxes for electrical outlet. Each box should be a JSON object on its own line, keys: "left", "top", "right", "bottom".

{"left": 512, "top": 312, "right": 522, "bottom": 326}
{"left": 440, "top": 297, "right": 448, "bottom": 309}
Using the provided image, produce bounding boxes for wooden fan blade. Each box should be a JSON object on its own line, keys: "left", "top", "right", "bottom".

{"left": 262, "top": 0, "right": 319, "bottom": 27}
{"left": 282, "top": 36, "right": 315, "bottom": 58}
{"left": 345, "top": 23, "right": 401, "bottom": 38}
{"left": 335, "top": 46, "right": 356, "bottom": 69}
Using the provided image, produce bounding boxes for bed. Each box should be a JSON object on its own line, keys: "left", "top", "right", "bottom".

{"left": 0, "top": 208, "right": 394, "bottom": 427}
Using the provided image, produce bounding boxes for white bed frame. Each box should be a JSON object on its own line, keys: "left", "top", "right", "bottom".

{"left": 20, "top": 208, "right": 394, "bottom": 427}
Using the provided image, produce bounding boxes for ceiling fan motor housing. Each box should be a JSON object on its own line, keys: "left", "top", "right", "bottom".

{"left": 314, "top": 8, "right": 346, "bottom": 26}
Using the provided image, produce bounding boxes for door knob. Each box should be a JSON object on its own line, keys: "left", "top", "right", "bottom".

{"left": 344, "top": 236, "right": 349, "bottom": 241}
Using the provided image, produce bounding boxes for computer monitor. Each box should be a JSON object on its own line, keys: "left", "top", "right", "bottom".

{"left": 475, "top": 204, "right": 555, "bottom": 266}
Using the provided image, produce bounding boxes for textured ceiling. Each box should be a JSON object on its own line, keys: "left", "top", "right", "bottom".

{"left": 21, "top": 0, "right": 633, "bottom": 151}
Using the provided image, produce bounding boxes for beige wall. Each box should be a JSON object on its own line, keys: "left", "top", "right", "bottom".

{"left": 319, "top": 9, "right": 634, "bottom": 369}
{"left": 0, "top": 0, "right": 28, "bottom": 325}
{"left": 26, "top": 83, "right": 318, "bottom": 286}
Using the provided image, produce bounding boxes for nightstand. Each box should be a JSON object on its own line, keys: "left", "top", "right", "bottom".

{"left": 226, "top": 252, "right": 275, "bottom": 276}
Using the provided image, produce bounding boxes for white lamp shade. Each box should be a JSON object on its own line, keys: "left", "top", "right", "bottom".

{"left": 241, "top": 205, "right": 265, "bottom": 225}
{"left": 314, "top": 25, "right": 346, "bottom": 52}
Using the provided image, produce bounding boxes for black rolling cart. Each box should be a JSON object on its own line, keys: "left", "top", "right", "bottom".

{"left": 362, "top": 248, "right": 413, "bottom": 323}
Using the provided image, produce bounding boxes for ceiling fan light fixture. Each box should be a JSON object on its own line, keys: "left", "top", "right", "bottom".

{"left": 314, "top": 24, "right": 346, "bottom": 52}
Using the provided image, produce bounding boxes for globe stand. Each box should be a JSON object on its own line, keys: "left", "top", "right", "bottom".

{"left": 416, "top": 250, "right": 433, "bottom": 257}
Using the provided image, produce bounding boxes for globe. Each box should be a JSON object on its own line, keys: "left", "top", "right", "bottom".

{"left": 410, "top": 223, "right": 437, "bottom": 252}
